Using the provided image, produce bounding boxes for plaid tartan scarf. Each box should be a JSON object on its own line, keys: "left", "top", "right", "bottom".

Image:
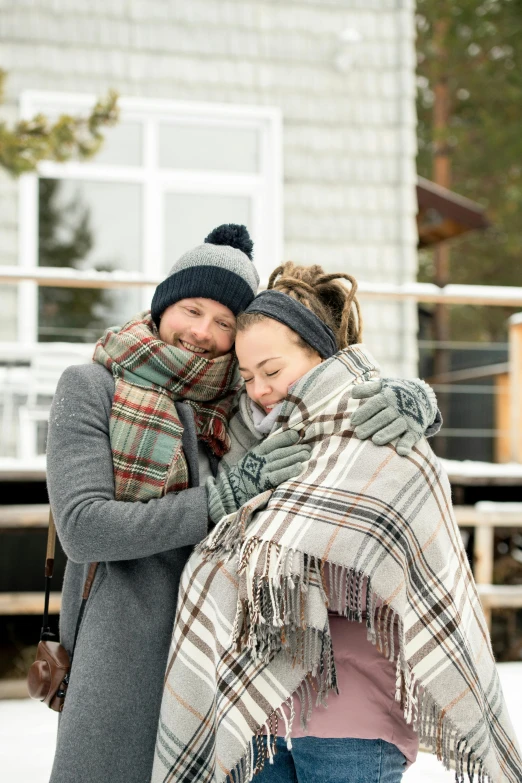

{"left": 93, "top": 311, "right": 239, "bottom": 500}
{"left": 152, "top": 344, "right": 521, "bottom": 783}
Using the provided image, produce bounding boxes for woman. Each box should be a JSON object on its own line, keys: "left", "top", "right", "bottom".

{"left": 152, "top": 265, "right": 521, "bottom": 783}
{"left": 231, "top": 265, "right": 418, "bottom": 782}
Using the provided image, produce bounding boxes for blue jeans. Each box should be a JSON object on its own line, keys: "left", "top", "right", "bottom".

{"left": 253, "top": 737, "right": 407, "bottom": 783}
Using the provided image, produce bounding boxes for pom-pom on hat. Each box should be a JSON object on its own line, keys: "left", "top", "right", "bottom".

{"left": 151, "top": 224, "right": 259, "bottom": 327}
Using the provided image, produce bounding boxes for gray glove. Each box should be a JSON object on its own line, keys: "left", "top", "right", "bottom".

{"left": 206, "top": 430, "right": 311, "bottom": 524}
{"left": 350, "top": 378, "right": 440, "bottom": 457}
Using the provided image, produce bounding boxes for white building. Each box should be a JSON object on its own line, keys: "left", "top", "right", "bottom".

{"left": 0, "top": 0, "right": 419, "bottom": 461}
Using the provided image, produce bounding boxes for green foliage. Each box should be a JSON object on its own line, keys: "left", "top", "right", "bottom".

{"left": 0, "top": 70, "right": 119, "bottom": 176}
{"left": 416, "top": 0, "right": 522, "bottom": 340}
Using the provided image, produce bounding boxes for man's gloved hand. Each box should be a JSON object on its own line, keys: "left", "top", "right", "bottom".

{"left": 206, "top": 430, "right": 311, "bottom": 524}
{"left": 350, "top": 378, "right": 440, "bottom": 457}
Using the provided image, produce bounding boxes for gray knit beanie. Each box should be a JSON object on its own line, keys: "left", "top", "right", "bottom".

{"left": 151, "top": 224, "right": 259, "bottom": 327}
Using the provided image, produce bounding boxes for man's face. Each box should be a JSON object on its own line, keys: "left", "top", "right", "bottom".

{"left": 158, "top": 298, "right": 236, "bottom": 360}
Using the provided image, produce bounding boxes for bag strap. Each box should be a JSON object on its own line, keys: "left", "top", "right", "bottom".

{"left": 41, "top": 509, "right": 57, "bottom": 641}
{"left": 70, "top": 562, "right": 98, "bottom": 660}
{"left": 41, "top": 509, "right": 98, "bottom": 652}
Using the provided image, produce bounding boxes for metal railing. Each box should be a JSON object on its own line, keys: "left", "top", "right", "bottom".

{"left": 418, "top": 339, "right": 510, "bottom": 461}
{"left": 0, "top": 342, "right": 93, "bottom": 461}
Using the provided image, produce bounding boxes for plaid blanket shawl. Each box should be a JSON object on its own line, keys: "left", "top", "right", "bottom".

{"left": 152, "top": 345, "right": 521, "bottom": 783}
{"left": 93, "top": 311, "right": 239, "bottom": 499}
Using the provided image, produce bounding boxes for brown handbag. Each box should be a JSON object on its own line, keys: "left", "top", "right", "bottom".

{"left": 27, "top": 509, "right": 97, "bottom": 712}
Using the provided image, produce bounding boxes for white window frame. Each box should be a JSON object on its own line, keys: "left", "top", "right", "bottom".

{"left": 18, "top": 92, "right": 283, "bottom": 343}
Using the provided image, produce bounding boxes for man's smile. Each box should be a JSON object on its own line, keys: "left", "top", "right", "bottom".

{"left": 178, "top": 339, "right": 210, "bottom": 355}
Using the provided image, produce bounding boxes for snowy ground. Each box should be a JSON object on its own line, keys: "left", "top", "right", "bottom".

{"left": 1, "top": 664, "right": 521, "bottom": 782}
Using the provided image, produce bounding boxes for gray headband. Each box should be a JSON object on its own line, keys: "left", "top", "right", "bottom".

{"left": 244, "top": 290, "right": 338, "bottom": 359}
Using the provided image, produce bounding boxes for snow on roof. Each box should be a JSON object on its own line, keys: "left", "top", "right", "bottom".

{"left": 475, "top": 501, "right": 522, "bottom": 513}
{"left": 440, "top": 459, "right": 522, "bottom": 484}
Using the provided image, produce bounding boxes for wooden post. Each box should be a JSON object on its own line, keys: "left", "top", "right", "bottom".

{"left": 474, "top": 524, "right": 494, "bottom": 628}
{"left": 432, "top": 18, "right": 451, "bottom": 457}
{"left": 494, "top": 372, "right": 511, "bottom": 463}
{"left": 509, "top": 313, "right": 522, "bottom": 462}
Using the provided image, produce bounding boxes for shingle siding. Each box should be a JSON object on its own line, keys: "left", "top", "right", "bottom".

{"left": 0, "top": 0, "right": 419, "bottom": 376}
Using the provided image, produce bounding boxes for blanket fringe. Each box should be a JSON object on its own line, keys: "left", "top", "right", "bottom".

{"left": 227, "top": 679, "right": 493, "bottom": 783}
{"left": 195, "top": 505, "right": 245, "bottom": 561}
{"left": 224, "top": 544, "right": 494, "bottom": 783}
{"left": 227, "top": 666, "right": 493, "bottom": 783}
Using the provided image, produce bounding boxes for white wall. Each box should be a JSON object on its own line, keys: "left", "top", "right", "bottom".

{"left": 0, "top": 0, "right": 419, "bottom": 376}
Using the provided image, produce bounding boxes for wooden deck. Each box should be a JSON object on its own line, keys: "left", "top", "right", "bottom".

{"left": 0, "top": 592, "right": 61, "bottom": 615}
{"left": 0, "top": 461, "right": 46, "bottom": 482}
{"left": 0, "top": 502, "right": 521, "bottom": 618}
{"left": 0, "top": 505, "right": 49, "bottom": 528}
{"left": 3, "top": 458, "right": 522, "bottom": 485}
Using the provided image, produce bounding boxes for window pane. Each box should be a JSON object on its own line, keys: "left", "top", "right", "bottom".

{"left": 0, "top": 286, "right": 17, "bottom": 341}
{"left": 163, "top": 193, "right": 251, "bottom": 270}
{"left": 86, "top": 122, "right": 142, "bottom": 166}
{"left": 40, "top": 114, "right": 142, "bottom": 167}
{"left": 38, "top": 178, "right": 142, "bottom": 342}
{"left": 159, "top": 125, "right": 259, "bottom": 173}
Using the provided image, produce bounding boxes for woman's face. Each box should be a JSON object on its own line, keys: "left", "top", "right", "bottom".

{"left": 235, "top": 319, "right": 322, "bottom": 413}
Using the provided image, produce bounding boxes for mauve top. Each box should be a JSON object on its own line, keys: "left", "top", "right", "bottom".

{"left": 276, "top": 617, "right": 419, "bottom": 767}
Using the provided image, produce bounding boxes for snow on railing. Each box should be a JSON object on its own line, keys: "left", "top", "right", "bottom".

{"left": 3, "top": 265, "right": 522, "bottom": 306}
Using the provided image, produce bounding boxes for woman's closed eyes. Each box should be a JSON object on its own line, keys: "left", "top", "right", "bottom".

{"left": 242, "top": 369, "right": 280, "bottom": 384}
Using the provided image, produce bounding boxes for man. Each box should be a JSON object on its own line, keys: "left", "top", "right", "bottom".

{"left": 46, "top": 224, "right": 311, "bottom": 783}
{"left": 46, "top": 223, "right": 440, "bottom": 782}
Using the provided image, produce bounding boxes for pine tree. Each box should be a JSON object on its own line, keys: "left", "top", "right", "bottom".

{"left": 416, "top": 0, "right": 522, "bottom": 341}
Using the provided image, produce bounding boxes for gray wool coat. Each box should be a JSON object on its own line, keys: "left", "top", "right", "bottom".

{"left": 46, "top": 362, "right": 219, "bottom": 783}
